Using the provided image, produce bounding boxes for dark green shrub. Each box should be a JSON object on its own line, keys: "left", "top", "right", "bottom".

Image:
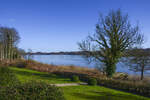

{"left": 71, "top": 75, "right": 79, "bottom": 82}
{"left": 0, "top": 67, "right": 20, "bottom": 86}
{"left": 16, "top": 60, "right": 27, "bottom": 68}
{"left": 8, "top": 60, "right": 27, "bottom": 68}
{"left": 0, "top": 81, "right": 65, "bottom": 100}
{"left": 88, "top": 78, "right": 97, "bottom": 86}
{"left": 0, "top": 85, "right": 21, "bottom": 100}
{"left": 18, "top": 81, "right": 65, "bottom": 100}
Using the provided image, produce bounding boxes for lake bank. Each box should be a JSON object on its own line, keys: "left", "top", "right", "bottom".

{"left": 28, "top": 55, "right": 150, "bottom": 76}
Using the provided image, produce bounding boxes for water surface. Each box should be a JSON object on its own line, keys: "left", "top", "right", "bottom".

{"left": 31, "top": 55, "right": 150, "bottom": 75}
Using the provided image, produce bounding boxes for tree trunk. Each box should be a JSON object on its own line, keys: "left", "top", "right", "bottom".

{"left": 141, "top": 65, "right": 144, "bottom": 80}
{"left": 106, "top": 62, "right": 116, "bottom": 77}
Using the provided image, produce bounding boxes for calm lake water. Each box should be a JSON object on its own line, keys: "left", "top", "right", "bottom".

{"left": 31, "top": 55, "right": 150, "bottom": 75}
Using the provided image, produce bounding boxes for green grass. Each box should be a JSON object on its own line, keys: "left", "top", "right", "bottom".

{"left": 8, "top": 67, "right": 150, "bottom": 100}
{"left": 9, "top": 67, "right": 73, "bottom": 84}
{"left": 62, "top": 85, "right": 150, "bottom": 100}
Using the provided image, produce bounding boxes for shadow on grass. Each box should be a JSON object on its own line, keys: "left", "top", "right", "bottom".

{"left": 11, "top": 68, "right": 71, "bottom": 82}
{"left": 72, "top": 91, "right": 147, "bottom": 100}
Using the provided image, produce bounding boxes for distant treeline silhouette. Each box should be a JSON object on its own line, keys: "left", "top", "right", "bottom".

{"left": 26, "top": 48, "right": 150, "bottom": 56}
{"left": 26, "top": 51, "right": 88, "bottom": 55}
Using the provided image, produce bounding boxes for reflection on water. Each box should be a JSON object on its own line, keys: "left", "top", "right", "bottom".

{"left": 31, "top": 55, "right": 150, "bottom": 75}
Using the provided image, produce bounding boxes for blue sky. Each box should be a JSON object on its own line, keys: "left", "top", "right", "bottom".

{"left": 0, "top": 0, "right": 150, "bottom": 52}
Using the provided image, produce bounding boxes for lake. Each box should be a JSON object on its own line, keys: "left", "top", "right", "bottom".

{"left": 31, "top": 55, "right": 150, "bottom": 75}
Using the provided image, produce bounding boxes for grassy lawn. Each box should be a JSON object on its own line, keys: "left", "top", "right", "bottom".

{"left": 62, "top": 85, "right": 150, "bottom": 100}
{"left": 9, "top": 67, "right": 150, "bottom": 100}
{"left": 9, "top": 67, "right": 73, "bottom": 84}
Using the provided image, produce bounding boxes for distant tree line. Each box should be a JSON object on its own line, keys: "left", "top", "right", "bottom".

{"left": 0, "top": 26, "right": 25, "bottom": 62}
{"left": 26, "top": 51, "right": 89, "bottom": 55}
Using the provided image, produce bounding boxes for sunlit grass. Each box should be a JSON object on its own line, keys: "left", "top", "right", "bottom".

{"left": 62, "top": 85, "right": 150, "bottom": 100}
{"left": 9, "top": 67, "right": 73, "bottom": 84}
{"left": 9, "top": 67, "right": 150, "bottom": 100}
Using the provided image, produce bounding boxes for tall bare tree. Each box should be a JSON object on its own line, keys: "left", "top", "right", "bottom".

{"left": 78, "top": 9, "right": 143, "bottom": 77}
{"left": 0, "top": 26, "right": 21, "bottom": 61}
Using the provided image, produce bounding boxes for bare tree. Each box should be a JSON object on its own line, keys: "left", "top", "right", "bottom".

{"left": 0, "top": 26, "right": 21, "bottom": 61}
{"left": 124, "top": 49, "right": 150, "bottom": 80}
{"left": 78, "top": 9, "right": 143, "bottom": 77}
{"left": 27, "top": 49, "right": 33, "bottom": 60}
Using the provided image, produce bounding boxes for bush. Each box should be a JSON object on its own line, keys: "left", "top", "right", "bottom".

{"left": 0, "top": 67, "right": 20, "bottom": 86}
{"left": 96, "top": 78, "right": 150, "bottom": 97}
{"left": 88, "top": 78, "right": 97, "bottom": 86}
{"left": 71, "top": 75, "right": 80, "bottom": 82}
{"left": 0, "top": 85, "right": 21, "bottom": 100}
{"left": 0, "top": 81, "right": 65, "bottom": 100}
{"left": 16, "top": 60, "right": 27, "bottom": 68}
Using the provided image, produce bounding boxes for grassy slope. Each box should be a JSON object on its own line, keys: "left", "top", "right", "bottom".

{"left": 9, "top": 67, "right": 150, "bottom": 100}
{"left": 62, "top": 86, "right": 150, "bottom": 100}
{"left": 9, "top": 67, "right": 73, "bottom": 84}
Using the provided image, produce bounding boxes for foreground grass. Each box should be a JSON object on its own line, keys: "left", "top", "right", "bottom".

{"left": 9, "top": 67, "right": 150, "bottom": 100}
{"left": 9, "top": 67, "right": 73, "bottom": 84}
{"left": 62, "top": 85, "right": 150, "bottom": 100}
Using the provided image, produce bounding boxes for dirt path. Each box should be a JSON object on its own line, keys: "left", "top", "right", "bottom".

{"left": 50, "top": 82, "right": 87, "bottom": 87}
